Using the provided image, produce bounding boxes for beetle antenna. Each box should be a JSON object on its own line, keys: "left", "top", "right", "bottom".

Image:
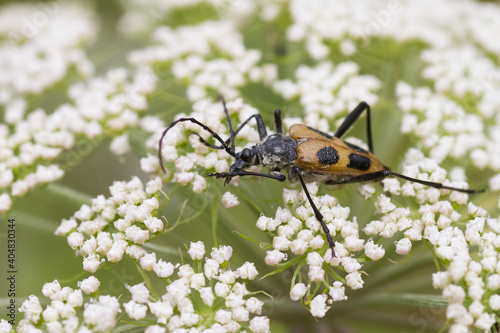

{"left": 386, "top": 170, "right": 485, "bottom": 194}
{"left": 218, "top": 95, "right": 236, "bottom": 155}
{"left": 158, "top": 117, "right": 235, "bottom": 173}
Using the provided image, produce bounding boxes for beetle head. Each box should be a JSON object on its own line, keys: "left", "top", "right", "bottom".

{"left": 229, "top": 147, "right": 257, "bottom": 173}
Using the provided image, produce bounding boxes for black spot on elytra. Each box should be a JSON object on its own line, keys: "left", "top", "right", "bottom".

{"left": 345, "top": 141, "right": 368, "bottom": 154}
{"left": 347, "top": 153, "right": 371, "bottom": 171}
{"left": 317, "top": 147, "right": 339, "bottom": 165}
{"left": 307, "top": 126, "right": 333, "bottom": 140}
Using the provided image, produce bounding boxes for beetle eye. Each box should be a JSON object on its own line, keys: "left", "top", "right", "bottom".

{"left": 240, "top": 148, "right": 253, "bottom": 162}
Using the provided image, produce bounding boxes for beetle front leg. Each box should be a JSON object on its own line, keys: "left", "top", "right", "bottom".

{"left": 191, "top": 113, "right": 268, "bottom": 150}
{"left": 207, "top": 170, "right": 286, "bottom": 184}
{"left": 291, "top": 166, "right": 336, "bottom": 258}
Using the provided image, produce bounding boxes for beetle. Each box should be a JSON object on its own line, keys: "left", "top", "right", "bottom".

{"left": 158, "top": 96, "right": 483, "bottom": 257}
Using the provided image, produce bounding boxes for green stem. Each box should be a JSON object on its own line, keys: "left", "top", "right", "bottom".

{"left": 46, "top": 182, "right": 93, "bottom": 206}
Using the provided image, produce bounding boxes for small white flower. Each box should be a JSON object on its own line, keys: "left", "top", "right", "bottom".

{"left": 187, "top": 241, "right": 205, "bottom": 260}
{"left": 42, "top": 280, "right": 61, "bottom": 299}
{"left": 125, "top": 225, "right": 149, "bottom": 244}
{"left": 474, "top": 312, "right": 496, "bottom": 331}
{"left": 82, "top": 255, "right": 101, "bottom": 273}
{"left": 19, "top": 296, "right": 43, "bottom": 323}
{"left": 145, "top": 325, "right": 166, "bottom": 333}
{"left": 218, "top": 270, "right": 238, "bottom": 284}
{"left": 124, "top": 300, "right": 147, "bottom": 320}
{"left": 237, "top": 262, "right": 258, "bottom": 280}
{"left": 178, "top": 264, "right": 195, "bottom": 279}
{"left": 443, "top": 284, "right": 465, "bottom": 304}
{"left": 308, "top": 265, "right": 325, "bottom": 282}
{"left": 345, "top": 272, "right": 364, "bottom": 290}
{"left": 214, "top": 282, "right": 231, "bottom": 298}
{"left": 204, "top": 258, "right": 220, "bottom": 279}
{"left": 192, "top": 175, "right": 207, "bottom": 193}
{"left": 67, "top": 232, "right": 84, "bottom": 250}
{"left": 149, "top": 301, "right": 173, "bottom": 323}
{"left": 256, "top": 215, "right": 274, "bottom": 231}
{"left": 110, "top": 134, "right": 131, "bottom": 156}
{"left": 225, "top": 292, "right": 246, "bottom": 309}
{"left": 199, "top": 287, "right": 215, "bottom": 306}
{"left": 246, "top": 297, "right": 264, "bottom": 314}
{"left": 395, "top": 237, "right": 412, "bottom": 255}
{"left": 329, "top": 281, "right": 347, "bottom": 302}
{"left": 264, "top": 250, "right": 286, "bottom": 266}
{"left": 306, "top": 252, "right": 324, "bottom": 266}
{"left": 310, "top": 294, "right": 330, "bottom": 318}
{"left": 289, "top": 238, "right": 308, "bottom": 255}
{"left": 144, "top": 217, "right": 163, "bottom": 233}
{"left": 487, "top": 274, "right": 500, "bottom": 290}
{"left": 140, "top": 252, "right": 157, "bottom": 271}
{"left": 376, "top": 194, "right": 396, "bottom": 213}
{"left": 126, "top": 245, "right": 146, "bottom": 260}
{"left": 222, "top": 191, "right": 240, "bottom": 208}
{"left": 249, "top": 316, "right": 270, "bottom": 333}
{"left": 42, "top": 305, "right": 59, "bottom": 322}
{"left": 106, "top": 243, "right": 126, "bottom": 263}
{"left": 283, "top": 188, "right": 300, "bottom": 204}
{"left": 211, "top": 245, "right": 233, "bottom": 264}
{"left": 364, "top": 240, "right": 385, "bottom": 260}
{"left": 290, "top": 283, "right": 307, "bottom": 301}
{"left": 341, "top": 257, "right": 361, "bottom": 273}
{"left": 344, "top": 235, "right": 364, "bottom": 252}
{"left": 78, "top": 276, "right": 100, "bottom": 294}
{"left": 273, "top": 235, "right": 291, "bottom": 251}
{"left": 489, "top": 294, "right": 500, "bottom": 310}
{"left": 215, "top": 309, "right": 232, "bottom": 325}
{"left": 127, "top": 283, "right": 149, "bottom": 303}
{"left": 232, "top": 306, "right": 249, "bottom": 322}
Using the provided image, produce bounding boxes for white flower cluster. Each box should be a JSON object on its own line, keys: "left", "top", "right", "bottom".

{"left": 259, "top": 186, "right": 380, "bottom": 317}
{"left": 16, "top": 276, "right": 114, "bottom": 333}
{"left": 125, "top": 242, "right": 268, "bottom": 333}
{"left": 129, "top": 21, "right": 277, "bottom": 101}
{"left": 273, "top": 61, "right": 380, "bottom": 131}
{"left": 118, "top": 0, "right": 284, "bottom": 35}
{"left": 55, "top": 176, "right": 164, "bottom": 273}
{"left": 432, "top": 213, "right": 500, "bottom": 332}
{"left": 364, "top": 148, "right": 475, "bottom": 245}
{"left": 15, "top": 243, "right": 268, "bottom": 332}
{"left": 14, "top": 242, "right": 270, "bottom": 333}
{"left": 0, "top": 2, "right": 96, "bottom": 102}
{"left": 0, "top": 66, "right": 159, "bottom": 214}
{"left": 148, "top": 97, "right": 265, "bottom": 192}
{"left": 287, "top": 0, "right": 500, "bottom": 60}
{"left": 356, "top": 150, "right": 500, "bottom": 331}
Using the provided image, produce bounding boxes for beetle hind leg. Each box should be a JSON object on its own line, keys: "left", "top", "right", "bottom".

{"left": 334, "top": 102, "right": 373, "bottom": 153}
{"left": 291, "top": 166, "right": 336, "bottom": 258}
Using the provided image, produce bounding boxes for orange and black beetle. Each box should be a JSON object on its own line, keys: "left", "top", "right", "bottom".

{"left": 159, "top": 96, "right": 483, "bottom": 256}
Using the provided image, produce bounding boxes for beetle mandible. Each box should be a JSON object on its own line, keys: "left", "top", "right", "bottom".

{"left": 158, "top": 96, "right": 483, "bottom": 257}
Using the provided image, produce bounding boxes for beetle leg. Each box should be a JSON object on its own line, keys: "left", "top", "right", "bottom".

{"left": 334, "top": 102, "right": 373, "bottom": 153}
{"left": 159, "top": 117, "right": 235, "bottom": 173}
{"left": 274, "top": 109, "right": 283, "bottom": 135}
{"left": 325, "top": 170, "right": 484, "bottom": 194}
{"left": 207, "top": 170, "right": 286, "bottom": 183}
{"left": 291, "top": 166, "right": 336, "bottom": 258}
{"left": 191, "top": 113, "right": 268, "bottom": 150}
{"left": 190, "top": 132, "right": 225, "bottom": 150}
{"left": 218, "top": 95, "right": 236, "bottom": 155}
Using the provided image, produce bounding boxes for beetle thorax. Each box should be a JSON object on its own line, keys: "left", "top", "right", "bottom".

{"left": 255, "top": 134, "right": 298, "bottom": 170}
